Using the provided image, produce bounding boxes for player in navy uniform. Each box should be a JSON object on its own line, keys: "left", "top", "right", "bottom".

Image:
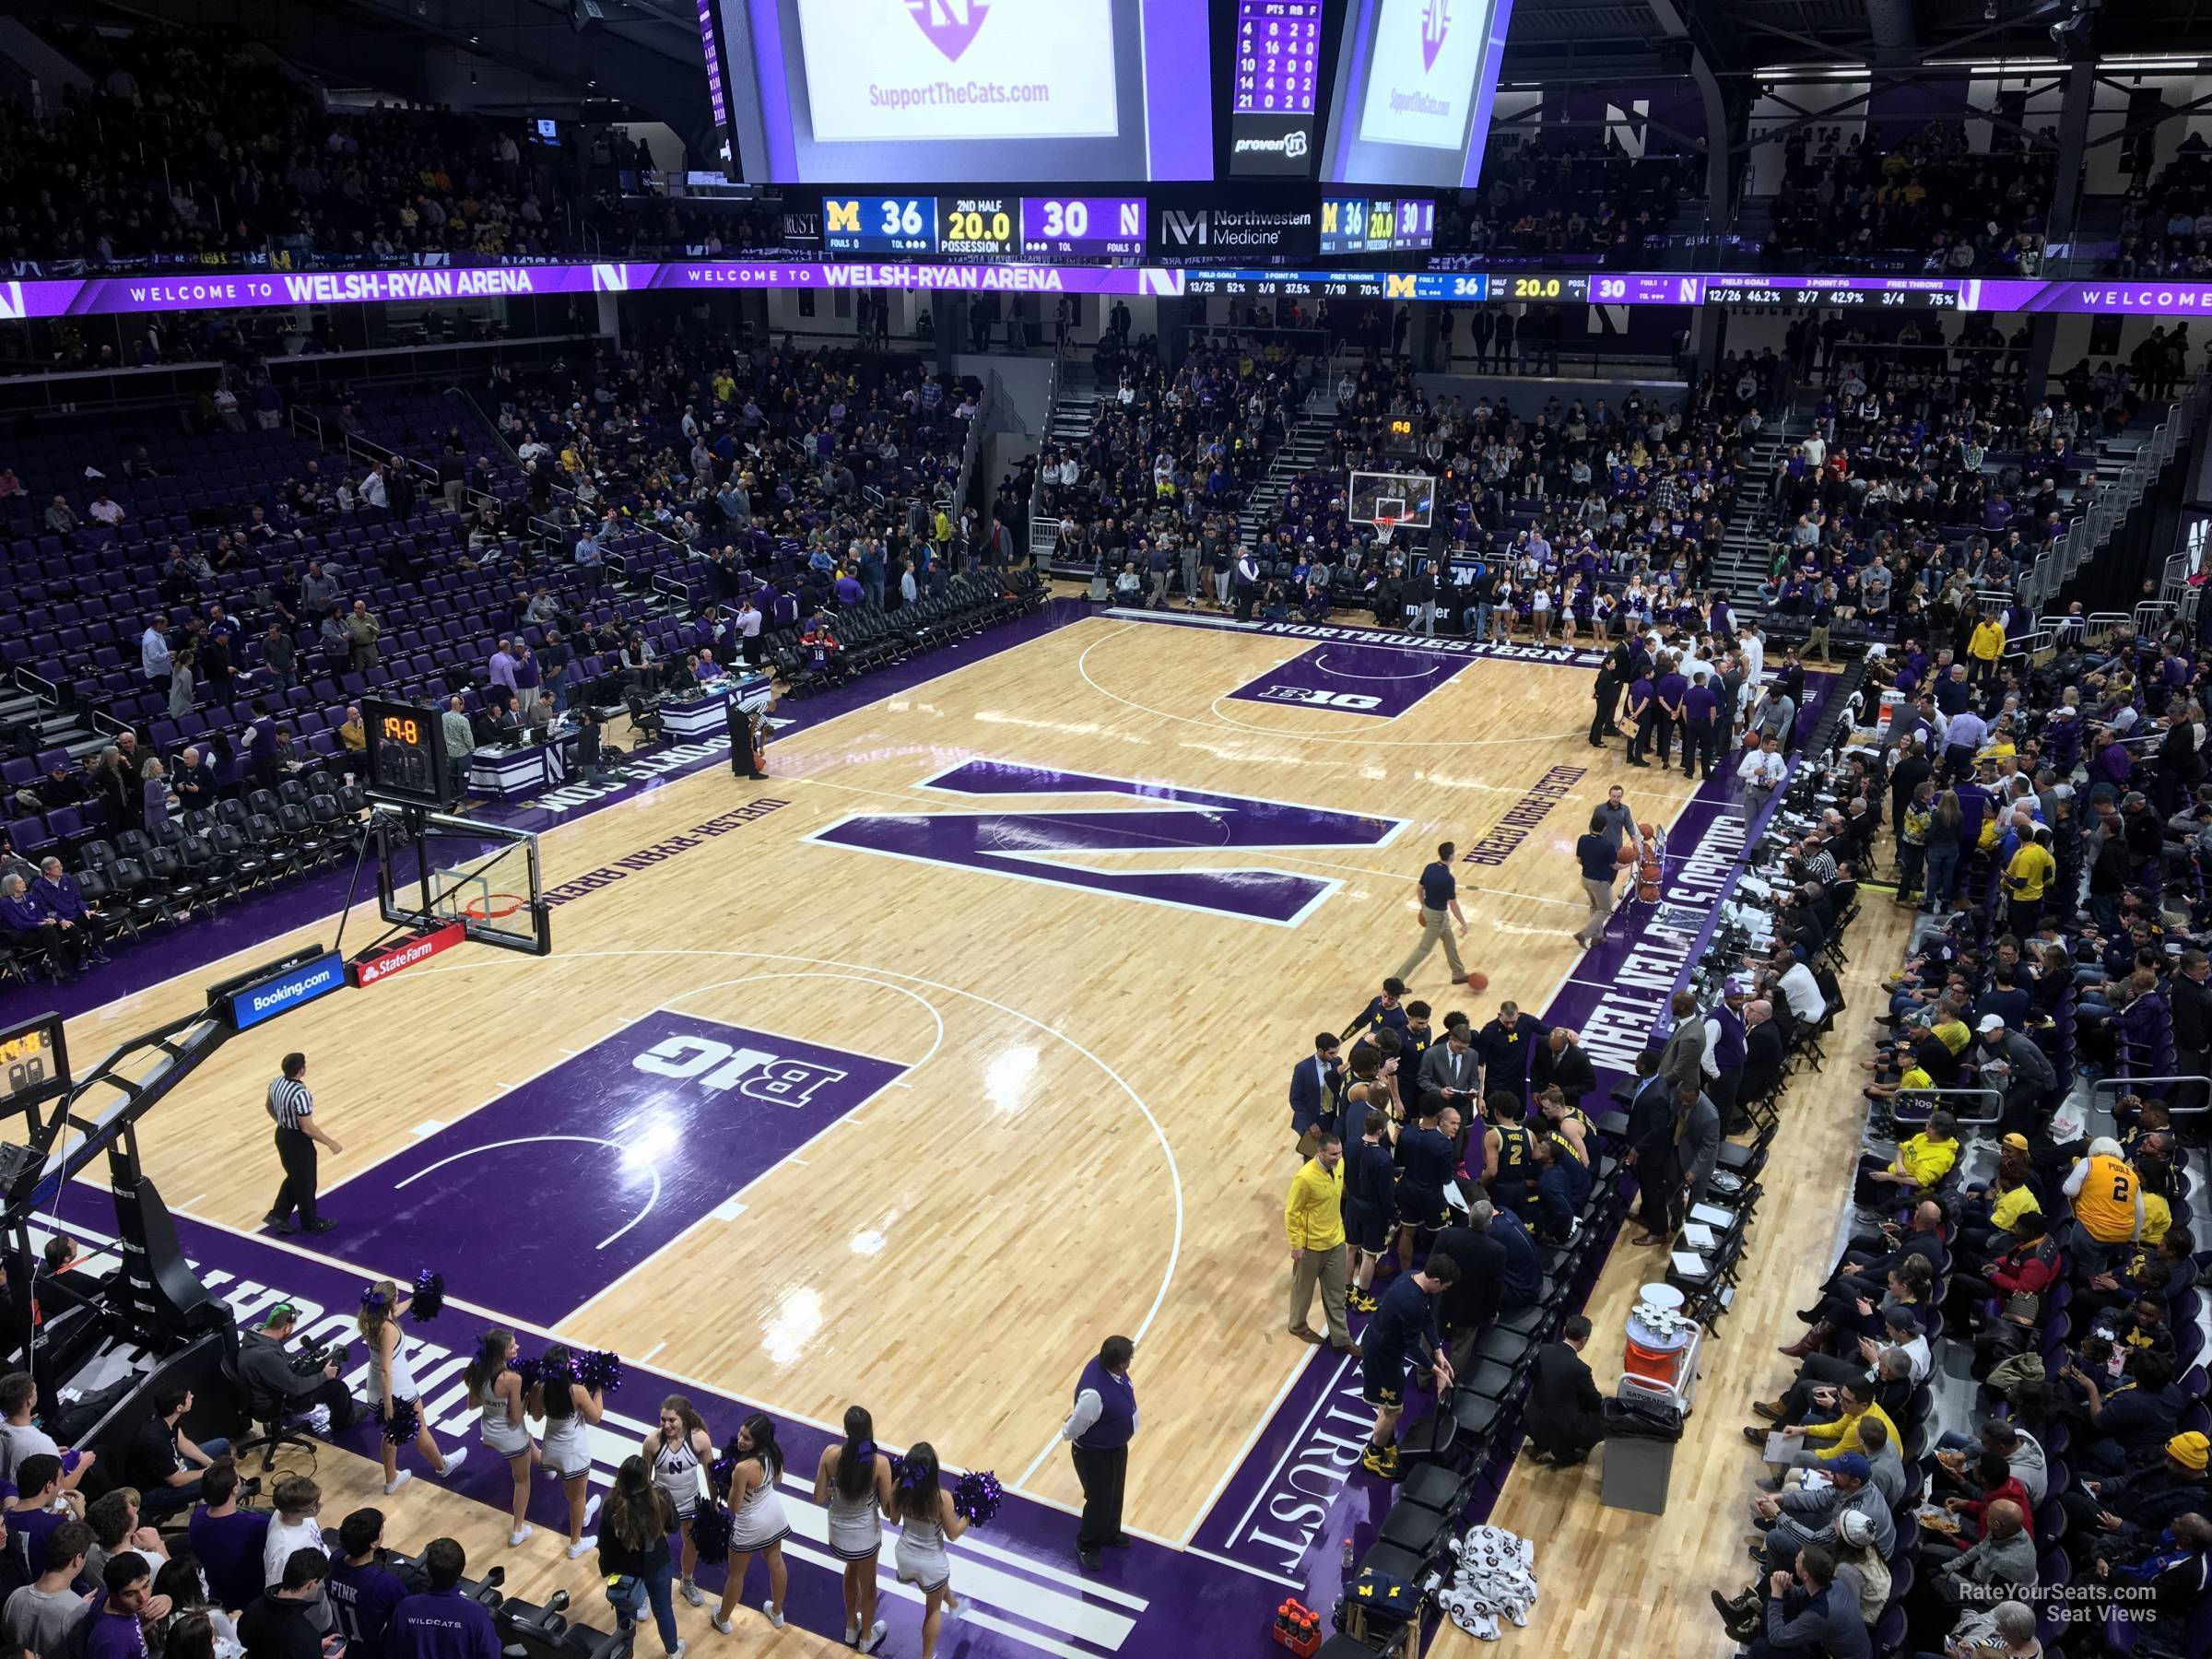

{"left": 1481, "top": 1091, "right": 1538, "bottom": 1218}
{"left": 1343, "top": 1107, "right": 1398, "bottom": 1314}
{"left": 1345, "top": 977, "right": 1410, "bottom": 1040}
{"left": 1394, "top": 1097, "right": 1461, "bottom": 1271}
{"left": 1358, "top": 1257, "right": 1458, "bottom": 1479}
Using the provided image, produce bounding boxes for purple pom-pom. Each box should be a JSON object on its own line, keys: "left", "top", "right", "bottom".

{"left": 576, "top": 1349, "right": 622, "bottom": 1394}
{"left": 952, "top": 1469, "right": 1002, "bottom": 1527}
{"left": 380, "top": 1398, "right": 420, "bottom": 1443}
{"left": 408, "top": 1270, "right": 446, "bottom": 1324}
{"left": 688, "top": 1501, "right": 733, "bottom": 1565}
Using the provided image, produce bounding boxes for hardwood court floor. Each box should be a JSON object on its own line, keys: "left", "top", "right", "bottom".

{"left": 1431, "top": 885, "right": 1914, "bottom": 1659}
{"left": 77, "top": 613, "right": 1700, "bottom": 1546}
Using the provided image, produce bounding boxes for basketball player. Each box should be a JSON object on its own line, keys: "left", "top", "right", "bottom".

{"left": 814, "top": 1406, "right": 894, "bottom": 1652}
{"left": 359, "top": 1281, "right": 467, "bottom": 1497}
{"left": 1479, "top": 1090, "right": 1538, "bottom": 1218}
{"left": 1343, "top": 1107, "right": 1398, "bottom": 1314}
{"left": 1357, "top": 1256, "right": 1458, "bottom": 1480}
{"left": 711, "top": 1414, "right": 791, "bottom": 1635}
{"left": 1394, "top": 1097, "right": 1460, "bottom": 1271}
{"left": 462, "top": 1330, "right": 535, "bottom": 1547}
{"left": 1394, "top": 842, "right": 1470, "bottom": 986}
{"left": 644, "top": 1397, "right": 713, "bottom": 1606}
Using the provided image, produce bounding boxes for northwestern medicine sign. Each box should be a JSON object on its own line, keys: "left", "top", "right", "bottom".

{"left": 10, "top": 261, "right": 2212, "bottom": 319}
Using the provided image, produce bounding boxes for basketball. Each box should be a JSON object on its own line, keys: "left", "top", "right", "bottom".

{"left": 1616, "top": 842, "right": 1639, "bottom": 866}
{"left": 1465, "top": 971, "right": 1488, "bottom": 992}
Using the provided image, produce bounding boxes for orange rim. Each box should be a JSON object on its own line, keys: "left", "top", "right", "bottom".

{"left": 462, "top": 893, "right": 528, "bottom": 923}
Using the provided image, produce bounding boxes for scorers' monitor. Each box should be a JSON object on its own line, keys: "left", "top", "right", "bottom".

{"left": 362, "top": 697, "right": 459, "bottom": 810}
{"left": 704, "top": 0, "right": 1215, "bottom": 184}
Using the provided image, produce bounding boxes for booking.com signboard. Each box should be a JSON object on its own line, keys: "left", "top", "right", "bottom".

{"left": 212, "top": 948, "right": 347, "bottom": 1032}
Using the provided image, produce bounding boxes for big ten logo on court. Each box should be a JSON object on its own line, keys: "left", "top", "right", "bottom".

{"left": 1255, "top": 685, "right": 1382, "bottom": 710}
{"left": 632, "top": 1034, "right": 849, "bottom": 1109}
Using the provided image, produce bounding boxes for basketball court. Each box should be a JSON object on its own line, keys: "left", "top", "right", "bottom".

{"left": 52, "top": 602, "right": 1751, "bottom": 1656}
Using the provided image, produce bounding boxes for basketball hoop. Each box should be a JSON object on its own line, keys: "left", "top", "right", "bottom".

{"left": 463, "top": 893, "right": 529, "bottom": 924}
{"left": 1373, "top": 513, "right": 1406, "bottom": 542}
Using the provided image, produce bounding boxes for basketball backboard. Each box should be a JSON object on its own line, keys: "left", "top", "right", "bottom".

{"left": 371, "top": 807, "right": 550, "bottom": 956}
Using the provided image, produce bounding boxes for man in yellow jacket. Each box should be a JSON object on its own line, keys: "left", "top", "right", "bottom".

{"left": 1853, "top": 1109, "right": 1959, "bottom": 1205}
{"left": 1968, "top": 613, "right": 2006, "bottom": 684}
{"left": 2002, "top": 823, "right": 2057, "bottom": 937}
{"left": 1286, "top": 1132, "right": 1354, "bottom": 1351}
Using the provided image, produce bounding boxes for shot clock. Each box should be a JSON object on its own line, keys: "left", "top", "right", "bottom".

{"left": 0, "top": 1015, "right": 65, "bottom": 1117}
{"left": 362, "top": 696, "right": 458, "bottom": 809}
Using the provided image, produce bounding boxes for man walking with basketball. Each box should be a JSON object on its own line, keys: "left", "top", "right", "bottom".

{"left": 265, "top": 1053, "right": 339, "bottom": 1235}
{"left": 1394, "top": 842, "right": 1470, "bottom": 986}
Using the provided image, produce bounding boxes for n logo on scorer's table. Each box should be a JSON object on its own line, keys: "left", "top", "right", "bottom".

{"left": 807, "top": 759, "right": 1405, "bottom": 926}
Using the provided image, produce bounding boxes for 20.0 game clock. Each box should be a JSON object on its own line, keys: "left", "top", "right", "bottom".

{"left": 362, "top": 696, "right": 458, "bottom": 809}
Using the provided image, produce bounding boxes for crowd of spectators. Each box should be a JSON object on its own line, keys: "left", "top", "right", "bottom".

{"left": 0, "top": 325, "right": 1030, "bottom": 984}
{"left": 1765, "top": 125, "right": 2053, "bottom": 277}
{"left": 1681, "top": 595, "right": 2212, "bottom": 1656}
{"left": 0, "top": 24, "right": 570, "bottom": 270}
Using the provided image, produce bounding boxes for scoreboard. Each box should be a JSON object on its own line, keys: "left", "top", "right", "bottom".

{"left": 823, "top": 194, "right": 1147, "bottom": 260}
{"left": 1319, "top": 196, "right": 1436, "bottom": 257}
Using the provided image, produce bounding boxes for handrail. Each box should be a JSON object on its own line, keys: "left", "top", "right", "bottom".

{"left": 1887, "top": 1085, "right": 2005, "bottom": 1126}
{"left": 2090, "top": 1074, "right": 2212, "bottom": 1119}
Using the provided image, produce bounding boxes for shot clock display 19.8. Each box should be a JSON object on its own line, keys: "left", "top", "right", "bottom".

{"left": 0, "top": 1015, "right": 65, "bottom": 1117}
{"left": 362, "top": 696, "right": 457, "bottom": 809}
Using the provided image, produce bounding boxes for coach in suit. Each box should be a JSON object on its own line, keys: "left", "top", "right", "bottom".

{"left": 1523, "top": 1317, "right": 1606, "bottom": 1466}
{"left": 1417, "top": 1019, "right": 1480, "bottom": 1114}
{"left": 1624, "top": 1055, "right": 1680, "bottom": 1245}
{"left": 1528, "top": 1028, "right": 1595, "bottom": 1108}
{"left": 1657, "top": 991, "right": 1706, "bottom": 1094}
{"left": 1288, "top": 1033, "right": 1344, "bottom": 1155}
{"left": 1739, "top": 999, "right": 1788, "bottom": 1105}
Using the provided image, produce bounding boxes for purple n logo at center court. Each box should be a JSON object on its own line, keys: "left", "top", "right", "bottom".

{"left": 808, "top": 759, "right": 1406, "bottom": 925}
{"left": 297, "top": 1012, "right": 909, "bottom": 1326}
{"left": 1225, "top": 641, "right": 1464, "bottom": 721}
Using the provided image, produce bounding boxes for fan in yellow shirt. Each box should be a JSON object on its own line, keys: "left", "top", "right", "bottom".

{"left": 1855, "top": 1111, "right": 1959, "bottom": 1203}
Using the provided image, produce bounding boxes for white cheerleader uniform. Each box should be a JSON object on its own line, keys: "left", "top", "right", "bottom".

{"left": 894, "top": 1510, "right": 951, "bottom": 1594}
{"left": 479, "top": 1387, "right": 531, "bottom": 1457}
{"left": 541, "top": 1399, "right": 592, "bottom": 1479}
{"left": 653, "top": 1433, "right": 704, "bottom": 1522}
{"left": 727, "top": 1460, "right": 789, "bottom": 1552}
{"left": 371, "top": 1328, "right": 419, "bottom": 1418}
{"left": 825, "top": 1460, "right": 884, "bottom": 1563}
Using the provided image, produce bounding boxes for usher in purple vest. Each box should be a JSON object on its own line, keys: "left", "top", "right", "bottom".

{"left": 1074, "top": 1359, "right": 1135, "bottom": 1451}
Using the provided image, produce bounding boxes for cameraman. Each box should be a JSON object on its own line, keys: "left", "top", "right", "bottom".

{"left": 237, "top": 1304, "right": 358, "bottom": 1433}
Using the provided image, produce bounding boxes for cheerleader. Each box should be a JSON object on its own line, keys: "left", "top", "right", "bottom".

{"left": 463, "top": 1328, "right": 536, "bottom": 1546}
{"left": 891, "top": 1443, "right": 971, "bottom": 1659}
{"left": 1528, "top": 582, "right": 1553, "bottom": 642}
{"left": 531, "top": 1344, "right": 606, "bottom": 1559}
{"left": 359, "top": 1280, "right": 467, "bottom": 1496}
{"left": 710, "top": 1413, "right": 790, "bottom": 1635}
{"left": 643, "top": 1397, "right": 714, "bottom": 1606}
{"left": 813, "top": 1406, "right": 895, "bottom": 1653}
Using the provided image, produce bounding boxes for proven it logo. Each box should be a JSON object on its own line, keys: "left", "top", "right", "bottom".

{"left": 1420, "top": 0, "right": 1450, "bottom": 70}
{"left": 905, "top": 0, "right": 988, "bottom": 61}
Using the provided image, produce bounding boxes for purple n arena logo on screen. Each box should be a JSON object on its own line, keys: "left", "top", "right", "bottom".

{"left": 906, "top": 0, "right": 989, "bottom": 61}
{"left": 1421, "top": 0, "right": 1451, "bottom": 69}
{"left": 808, "top": 759, "right": 1406, "bottom": 925}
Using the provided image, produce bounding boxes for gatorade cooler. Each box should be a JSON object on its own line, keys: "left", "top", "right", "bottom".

{"left": 1623, "top": 1307, "right": 1694, "bottom": 1385}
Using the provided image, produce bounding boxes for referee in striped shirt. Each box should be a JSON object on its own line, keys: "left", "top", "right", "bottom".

{"left": 265, "top": 1053, "right": 341, "bottom": 1235}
